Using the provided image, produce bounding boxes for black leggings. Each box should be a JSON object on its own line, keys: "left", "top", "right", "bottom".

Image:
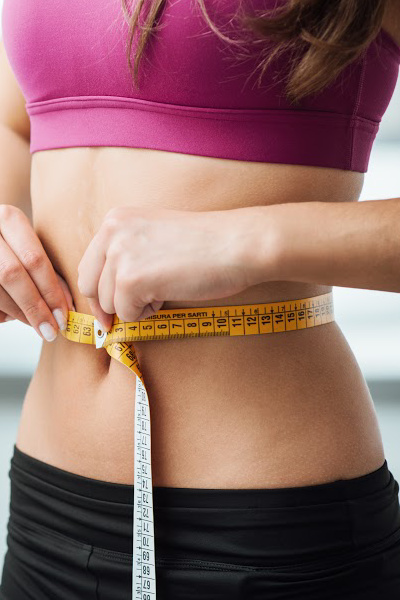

{"left": 1, "top": 444, "right": 400, "bottom": 599}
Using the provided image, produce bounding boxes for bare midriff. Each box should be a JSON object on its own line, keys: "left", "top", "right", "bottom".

{"left": 15, "top": 145, "right": 385, "bottom": 488}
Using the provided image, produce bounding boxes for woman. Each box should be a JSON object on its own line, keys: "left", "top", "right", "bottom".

{"left": 0, "top": 0, "right": 400, "bottom": 598}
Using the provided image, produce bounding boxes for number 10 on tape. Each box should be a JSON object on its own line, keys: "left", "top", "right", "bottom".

{"left": 133, "top": 375, "right": 156, "bottom": 600}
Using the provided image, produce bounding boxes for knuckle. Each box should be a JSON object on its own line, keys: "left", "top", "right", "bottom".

{"left": 103, "top": 208, "right": 122, "bottom": 231}
{"left": 0, "top": 260, "right": 23, "bottom": 285}
{"left": 105, "top": 206, "right": 122, "bottom": 219}
{"left": 102, "top": 217, "right": 119, "bottom": 235}
{"left": 107, "top": 238, "right": 125, "bottom": 259}
{"left": 21, "top": 249, "right": 45, "bottom": 271}
{"left": 0, "top": 204, "right": 21, "bottom": 221}
{"left": 40, "top": 284, "right": 64, "bottom": 305}
{"left": 24, "top": 302, "right": 43, "bottom": 319}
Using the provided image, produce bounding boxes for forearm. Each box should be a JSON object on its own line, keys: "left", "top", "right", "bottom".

{"left": 252, "top": 199, "right": 400, "bottom": 293}
{"left": 0, "top": 123, "right": 32, "bottom": 223}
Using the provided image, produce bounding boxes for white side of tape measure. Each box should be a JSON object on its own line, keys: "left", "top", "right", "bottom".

{"left": 133, "top": 375, "right": 156, "bottom": 600}
{"left": 94, "top": 320, "right": 157, "bottom": 599}
{"left": 94, "top": 322, "right": 107, "bottom": 349}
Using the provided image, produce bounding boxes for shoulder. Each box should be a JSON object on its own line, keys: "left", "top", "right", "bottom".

{"left": 382, "top": 0, "right": 400, "bottom": 48}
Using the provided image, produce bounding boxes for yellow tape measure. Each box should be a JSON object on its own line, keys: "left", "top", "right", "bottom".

{"left": 60, "top": 291, "right": 334, "bottom": 600}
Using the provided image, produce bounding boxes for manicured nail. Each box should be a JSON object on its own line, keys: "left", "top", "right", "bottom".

{"left": 39, "top": 322, "right": 57, "bottom": 342}
{"left": 52, "top": 308, "right": 67, "bottom": 331}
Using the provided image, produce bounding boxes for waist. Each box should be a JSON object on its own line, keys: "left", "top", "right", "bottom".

{"left": 22, "top": 152, "right": 375, "bottom": 486}
{"left": 19, "top": 301, "right": 386, "bottom": 487}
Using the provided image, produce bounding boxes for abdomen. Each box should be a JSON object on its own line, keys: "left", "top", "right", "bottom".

{"left": 16, "top": 146, "right": 384, "bottom": 487}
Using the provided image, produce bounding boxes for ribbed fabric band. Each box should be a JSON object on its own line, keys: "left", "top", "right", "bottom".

{"left": 26, "top": 97, "right": 378, "bottom": 172}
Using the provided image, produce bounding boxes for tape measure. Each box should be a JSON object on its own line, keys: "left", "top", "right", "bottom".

{"left": 60, "top": 290, "right": 334, "bottom": 599}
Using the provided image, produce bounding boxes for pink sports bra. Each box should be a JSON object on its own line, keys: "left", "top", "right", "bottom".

{"left": 2, "top": 0, "right": 400, "bottom": 172}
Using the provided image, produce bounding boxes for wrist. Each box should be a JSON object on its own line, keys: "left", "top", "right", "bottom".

{"left": 233, "top": 204, "right": 286, "bottom": 287}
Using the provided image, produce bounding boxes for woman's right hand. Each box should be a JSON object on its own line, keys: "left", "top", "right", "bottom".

{"left": 0, "top": 204, "right": 75, "bottom": 341}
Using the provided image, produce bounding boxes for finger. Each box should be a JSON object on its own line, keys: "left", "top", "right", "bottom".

{"left": 87, "top": 296, "right": 114, "bottom": 333}
{"left": 114, "top": 280, "right": 158, "bottom": 323}
{"left": 0, "top": 234, "right": 62, "bottom": 340}
{"left": 77, "top": 229, "right": 107, "bottom": 299}
{"left": 0, "top": 309, "right": 15, "bottom": 323}
{"left": 0, "top": 208, "right": 69, "bottom": 339}
{"left": 0, "top": 284, "right": 30, "bottom": 325}
{"left": 114, "top": 266, "right": 164, "bottom": 322}
{"left": 135, "top": 301, "right": 164, "bottom": 321}
{"left": 98, "top": 258, "right": 116, "bottom": 316}
{"left": 55, "top": 273, "right": 76, "bottom": 312}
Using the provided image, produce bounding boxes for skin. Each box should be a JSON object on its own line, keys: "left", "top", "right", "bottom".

{"left": 1, "top": 11, "right": 399, "bottom": 488}
{"left": 76, "top": 204, "right": 281, "bottom": 327}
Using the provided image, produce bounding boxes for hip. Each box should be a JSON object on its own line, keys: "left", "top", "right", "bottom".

{"left": 1, "top": 444, "right": 400, "bottom": 600}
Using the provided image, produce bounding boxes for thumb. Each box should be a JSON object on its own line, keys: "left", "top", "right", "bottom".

{"left": 87, "top": 297, "right": 114, "bottom": 333}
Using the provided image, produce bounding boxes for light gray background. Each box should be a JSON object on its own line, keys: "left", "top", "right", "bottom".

{"left": 1, "top": 0, "right": 400, "bottom": 574}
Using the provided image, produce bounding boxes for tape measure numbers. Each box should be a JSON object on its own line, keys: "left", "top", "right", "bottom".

{"left": 60, "top": 291, "right": 334, "bottom": 600}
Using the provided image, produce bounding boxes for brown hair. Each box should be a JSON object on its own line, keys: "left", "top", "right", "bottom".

{"left": 121, "top": 0, "right": 388, "bottom": 105}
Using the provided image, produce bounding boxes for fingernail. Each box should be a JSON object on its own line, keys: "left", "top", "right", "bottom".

{"left": 52, "top": 308, "right": 67, "bottom": 331}
{"left": 71, "top": 304, "right": 76, "bottom": 312}
{"left": 4, "top": 315, "right": 14, "bottom": 322}
{"left": 39, "top": 322, "right": 57, "bottom": 342}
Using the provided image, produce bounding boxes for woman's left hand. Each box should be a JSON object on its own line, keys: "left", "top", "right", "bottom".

{"left": 77, "top": 205, "right": 276, "bottom": 331}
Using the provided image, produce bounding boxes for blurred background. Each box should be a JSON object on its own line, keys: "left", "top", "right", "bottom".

{"left": 0, "top": 0, "right": 399, "bottom": 573}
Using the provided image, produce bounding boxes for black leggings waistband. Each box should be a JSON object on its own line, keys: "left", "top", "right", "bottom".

{"left": 8, "top": 444, "right": 400, "bottom": 566}
{"left": 10, "top": 443, "right": 394, "bottom": 506}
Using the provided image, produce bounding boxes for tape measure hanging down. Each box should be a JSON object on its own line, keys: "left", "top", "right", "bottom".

{"left": 60, "top": 291, "right": 334, "bottom": 600}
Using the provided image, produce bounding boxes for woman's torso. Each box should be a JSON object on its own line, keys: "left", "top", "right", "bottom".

{"left": 16, "top": 147, "right": 386, "bottom": 488}
{"left": 16, "top": 8, "right": 400, "bottom": 488}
